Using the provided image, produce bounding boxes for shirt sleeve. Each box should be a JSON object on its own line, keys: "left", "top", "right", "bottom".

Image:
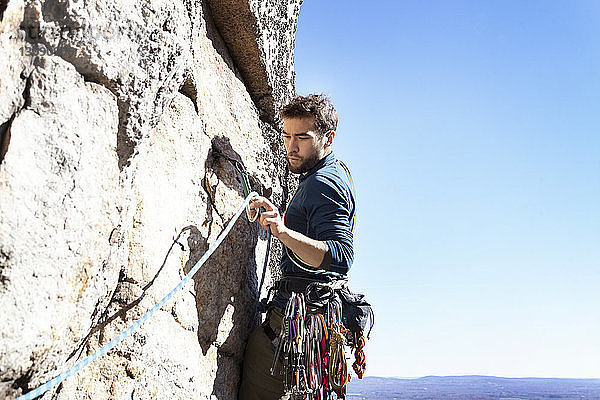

{"left": 304, "top": 175, "right": 354, "bottom": 275}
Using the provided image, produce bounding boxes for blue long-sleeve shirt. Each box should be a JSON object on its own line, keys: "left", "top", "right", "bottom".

{"left": 279, "top": 152, "right": 356, "bottom": 281}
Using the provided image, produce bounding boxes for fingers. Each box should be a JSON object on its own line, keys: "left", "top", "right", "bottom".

{"left": 247, "top": 208, "right": 258, "bottom": 221}
{"left": 263, "top": 217, "right": 280, "bottom": 226}
{"left": 258, "top": 210, "right": 278, "bottom": 226}
{"left": 248, "top": 196, "right": 281, "bottom": 232}
{"left": 260, "top": 211, "right": 279, "bottom": 221}
{"left": 249, "top": 196, "right": 275, "bottom": 212}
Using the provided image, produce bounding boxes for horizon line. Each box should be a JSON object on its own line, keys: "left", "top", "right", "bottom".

{"left": 361, "top": 374, "right": 600, "bottom": 381}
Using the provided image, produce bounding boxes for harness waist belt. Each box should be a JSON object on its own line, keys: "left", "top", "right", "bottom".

{"left": 273, "top": 276, "right": 348, "bottom": 294}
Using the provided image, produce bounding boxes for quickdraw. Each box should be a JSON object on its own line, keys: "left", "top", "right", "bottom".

{"left": 305, "top": 314, "right": 328, "bottom": 400}
{"left": 273, "top": 289, "right": 365, "bottom": 400}
{"left": 272, "top": 292, "right": 311, "bottom": 397}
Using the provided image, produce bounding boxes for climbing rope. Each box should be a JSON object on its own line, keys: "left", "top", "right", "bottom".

{"left": 328, "top": 324, "right": 349, "bottom": 395}
{"left": 352, "top": 333, "right": 367, "bottom": 379}
{"left": 14, "top": 192, "right": 259, "bottom": 400}
{"left": 214, "top": 149, "right": 272, "bottom": 301}
{"left": 326, "top": 296, "right": 349, "bottom": 397}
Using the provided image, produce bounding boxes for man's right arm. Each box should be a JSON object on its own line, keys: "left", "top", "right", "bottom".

{"left": 249, "top": 196, "right": 329, "bottom": 269}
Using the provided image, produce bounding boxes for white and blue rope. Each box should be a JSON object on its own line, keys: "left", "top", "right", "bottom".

{"left": 15, "top": 192, "right": 258, "bottom": 400}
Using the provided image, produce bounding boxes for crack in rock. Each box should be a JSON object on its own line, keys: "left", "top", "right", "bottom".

{"left": 0, "top": 71, "right": 33, "bottom": 165}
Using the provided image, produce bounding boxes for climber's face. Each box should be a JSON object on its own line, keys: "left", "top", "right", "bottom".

{"left": 282, "top": 116, "right": 334, "bottom": 174}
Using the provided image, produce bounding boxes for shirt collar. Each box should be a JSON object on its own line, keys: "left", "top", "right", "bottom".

{"left": 299, "top": 152, "right": 335, "bottom": 182}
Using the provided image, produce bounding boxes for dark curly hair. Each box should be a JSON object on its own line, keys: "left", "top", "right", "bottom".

{"left": 280, "top": 94, "right": 338, "bottom": 137}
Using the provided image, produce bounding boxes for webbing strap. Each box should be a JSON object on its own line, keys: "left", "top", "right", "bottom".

{"left": 221, "top": 153, "right": 271, "bottom": 302}
{"left": 14, "top": 192, "right": 258, "bottom": 400}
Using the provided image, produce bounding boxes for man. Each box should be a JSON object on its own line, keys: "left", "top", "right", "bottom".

{"left": 238, "top": 94, "right": 356, "bottom": 400}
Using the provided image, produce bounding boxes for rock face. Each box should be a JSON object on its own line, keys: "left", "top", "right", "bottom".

{"left": 0, "top": 0, "right": 301, "bottom": 398}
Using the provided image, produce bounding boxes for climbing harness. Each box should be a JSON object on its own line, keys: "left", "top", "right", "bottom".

{"left": 14, "top": 192, "right": 259, "bottom": 400}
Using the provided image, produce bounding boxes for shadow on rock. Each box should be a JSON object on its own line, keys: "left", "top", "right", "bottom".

{"left": 68, "top": 226, "right": 199, "bottom": 362}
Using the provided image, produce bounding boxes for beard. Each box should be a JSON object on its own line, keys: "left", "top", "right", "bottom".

{"left": 287, "top": 152, "right": 321, "bottom": 174}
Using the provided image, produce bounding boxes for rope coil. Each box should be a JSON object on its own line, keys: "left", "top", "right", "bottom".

{"left": 352, "top": 333, "right": 367, "bottom": 378}
{"left": 327, "top": 296, "right": 349, "bottom": 396}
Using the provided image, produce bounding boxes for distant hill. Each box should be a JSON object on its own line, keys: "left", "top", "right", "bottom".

{"left": 346, "top": 375, "right": 600, "bottom": 400}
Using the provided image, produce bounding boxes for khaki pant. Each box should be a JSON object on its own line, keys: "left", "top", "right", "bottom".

{"left": 238, "top": 308, "right": 288, "bottom": 400}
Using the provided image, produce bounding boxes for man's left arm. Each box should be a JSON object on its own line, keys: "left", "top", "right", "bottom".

{"left": 304, "top": 177, "right": 354, "bottom": 274}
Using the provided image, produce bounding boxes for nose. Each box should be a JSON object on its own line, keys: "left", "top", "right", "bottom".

{"left": 288, "top": 137, "right": 299, "bottom": 153}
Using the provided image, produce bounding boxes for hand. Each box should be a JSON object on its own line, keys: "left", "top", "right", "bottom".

{"left": 249, "top": 196, "right": 287, "bottom": 238}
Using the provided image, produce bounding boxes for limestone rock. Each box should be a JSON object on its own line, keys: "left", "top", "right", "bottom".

{"left": 0, "top": 0, "right": 29, "bottom": 164}
{"left": 206, "top": 0, "right": 301, "bottom": 123}
{"left": 0, "top": 55, "right": 121, "bottom": 398}
{"left": 0, "top": 0, "right": 301, "bottom": 398}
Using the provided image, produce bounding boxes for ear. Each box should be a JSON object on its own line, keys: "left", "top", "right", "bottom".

{"left": 326, "top": 131, "right": 335, "bottom": 147}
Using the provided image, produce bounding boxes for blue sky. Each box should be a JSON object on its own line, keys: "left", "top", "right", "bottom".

{"left": 294, "top": 0, "right": 600, "bottom": 378}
